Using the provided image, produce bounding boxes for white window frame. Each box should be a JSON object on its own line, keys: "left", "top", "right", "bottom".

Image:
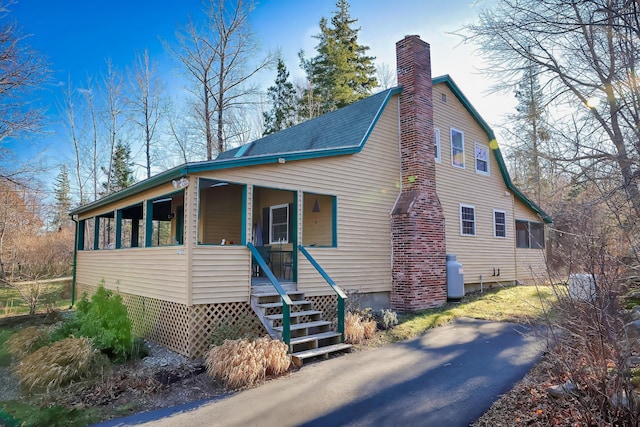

{"left": 434, "top": 128, "right": 441, "bottom": 163}
{"left": 450, "top": 128, "right": 465, "bottom": 169}
{"left": 493, "top": 209, "right": 507, "bottom": 238}
{"left": 475, "top": 143, "right": 490, "bottom": 176}
{"left": 269, "top": 204, "right": 289, "bottom": 244}
{"left": 459, "top": 204, "right": 476, "bottom": 236}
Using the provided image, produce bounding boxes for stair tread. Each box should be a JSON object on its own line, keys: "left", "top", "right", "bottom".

{"left": 251, "top": 290, "right": 305, "bottom": 298}
{"left": 273, "top": 320, "right": 331, "bottom": 332}
{"left": 265, "top": 310, "right": 322, "bottom": 320}
{"left": 290, "top": 331, "right": 342, "bottom": 345}
{"left": 291, "top": 343, "right": 353, "bottom": 360}
{"left": 257, "top": 300, "right": 310, "bottom": 309}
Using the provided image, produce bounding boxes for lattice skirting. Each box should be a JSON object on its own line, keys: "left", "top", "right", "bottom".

{"left": 308, "top": 294, "right": 338, "bottom": 324}
{"left": 75, "top": 284, "right": 263, "bottom": 358}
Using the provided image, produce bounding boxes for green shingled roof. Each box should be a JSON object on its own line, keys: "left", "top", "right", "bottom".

{"left": 71, "top": 77, "right": 550, "bottom": 224}
{"left": 217, "top": 87, "right": 401, "bottom": 160}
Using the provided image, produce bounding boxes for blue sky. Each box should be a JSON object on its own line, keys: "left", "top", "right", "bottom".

{"left": 7, "top": 0, "right": 509, "bottom": 176}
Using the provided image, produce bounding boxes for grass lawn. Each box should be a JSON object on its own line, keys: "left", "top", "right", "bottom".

{"left": 383, "top": 284, "right": 556, "bottom": 343}
{"left": 0, "top": 279, "right": 72, "bottom": 318}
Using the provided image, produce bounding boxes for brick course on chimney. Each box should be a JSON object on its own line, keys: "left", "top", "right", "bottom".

{"left": 390, "top": 35, "right": 447, "bottom": 311}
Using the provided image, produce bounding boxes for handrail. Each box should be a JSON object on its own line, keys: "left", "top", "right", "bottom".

{"left": 247, "top": 242, "right": 292, "bottom": 348}
{"left": 297, "top": 245, "right": 347, "bottom": 342}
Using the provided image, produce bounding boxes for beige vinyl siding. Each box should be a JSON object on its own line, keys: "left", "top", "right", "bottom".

{"left": 191, "top": 246, "right": 251, "bottom": 304}
{"left": 75, "top": 247, "right": 188, "bottom": 304}
{"left": 513, "top": 198, "right": 547, "bottom": 283}
{"left": 433, "top": 83, "right": 517, "bottom": 285}
{"left": 191, "top": 96, "right": 401, "bottom": 298}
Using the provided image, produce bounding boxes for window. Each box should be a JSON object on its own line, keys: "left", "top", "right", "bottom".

{"left": 460, "top": 204, "right": 475, "bottom": 236}
{"left": 516, "top": 220, "right": 545, "bottom": 249}
{"left": 475, "top": 143, "right": 490, "bottom": 175}
{"left": 451, "top": 128, "right": 465, "bottom": 168}
{"left": 119, "top": 203, "right": 144, "bottom": 248}
{"left": 97, "top": 212, "right": 116, "bottom": 249}
{"left": 198, "top": 179, "right": 245, "bottom": 245}
{"left": 270, "top": 204, "right": 289, "bottom": 244}
{"left": 302, "top": 193, "right": 337, "bottom": 247}
{"left": 80, "top": 218, "right": 95, "bottom": 251}
{"left": 146, "top": 191, "right": 185, "bottom": 247}
{"left": 494, "top": 210, "right": 506, "bottom": 238}
{"left": 434, "top": 128, "right": 441, "bottom": 163}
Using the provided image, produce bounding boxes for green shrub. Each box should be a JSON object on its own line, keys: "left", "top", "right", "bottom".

{"left": 14, "top": 336, "right": 108, "bottom": 393}
{"left": 77, "top": 285, "right": 132, "bottom": 362}
{"left": 373, "top": 309, "right": 399, "bottom": 330}
{"left": 5, "top": 326, "right": 51, "bottom": 359}
{"left": 51, "top": 284, "right": 134, "bottom": 362}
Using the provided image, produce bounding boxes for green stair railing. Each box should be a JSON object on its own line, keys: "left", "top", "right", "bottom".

{"left": 247, "top": 242, "right": 292, "bottom": 348}
{"left": 297, "top": 245, "right": 347, "bottom": 342}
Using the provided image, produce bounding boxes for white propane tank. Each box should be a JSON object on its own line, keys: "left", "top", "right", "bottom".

{"left": 447, "top": 254, "right": 464, "bottom": 300}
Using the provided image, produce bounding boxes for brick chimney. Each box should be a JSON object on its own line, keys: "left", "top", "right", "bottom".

{"left": 390, "top": 35, "right": 447, "bottom": 311}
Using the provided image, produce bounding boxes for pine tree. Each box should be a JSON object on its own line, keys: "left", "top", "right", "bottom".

{"left": 52, "top": 165, "right": 72, "bottom": 229}
{"left": 299, "top": 0, "right": 377, "bottom": 117}
{"left": 263, "top": 58, "right": 298, "bottom": 135}
{"left": 507, "top": 62, "right": 551, "bottom": 205}
{"left": 101, "top": 141, "right": 135, "bottom": 196}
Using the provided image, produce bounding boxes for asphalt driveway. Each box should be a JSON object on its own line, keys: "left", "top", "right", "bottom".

{"left": 101, "top": 317, "right": 545, "bottom": 427}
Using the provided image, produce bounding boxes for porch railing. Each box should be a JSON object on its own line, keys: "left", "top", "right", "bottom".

{"left": 247, "top": 242, "right": 292, "bottom": 347}
{"left": 297, "top": 245, "right": 347, "bottom": 342}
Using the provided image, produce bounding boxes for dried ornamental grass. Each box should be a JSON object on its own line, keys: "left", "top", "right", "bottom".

{"left": 14, "top": 336, "right": 103, "bottom": 393}
{"left": 345, "top": 312, "right": 365, "bottom": 343}
{"left": 205, "top": 337, "right": 291, "bottom": 389}
{"left": 253, "top": 336, "right": 291, "bottom": 376}
{"left": 345, "top": 312, "right": 377, "bottom": 344}
{"left": 362, "top": 318, "right": 377, "bottom": 339}
{"left": 5, "top": 326, "right": 50, "bottom": 359}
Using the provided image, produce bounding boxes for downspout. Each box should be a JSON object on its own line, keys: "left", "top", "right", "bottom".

{"left": 70, "top": 214, "right": 78, "bottom": 306}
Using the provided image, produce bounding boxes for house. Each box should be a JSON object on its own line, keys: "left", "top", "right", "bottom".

{"left": 70, "top": 35, "right": 551, "bottom": 358}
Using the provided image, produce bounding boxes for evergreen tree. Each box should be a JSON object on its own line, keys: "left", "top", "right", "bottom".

{"left": 299, "top": 0, "right": 377, "bottom": 117}
{"left": 52, "top": 165, "right": 72, "bottom": 229}
{"left": 263, "top": 58, "right": 298, "bottom": 135}
{"left": 101, "top": 141, "right": 135, "bottom": 196}
{"left": 507, "top": 62, "right": 552, "bottom": 205}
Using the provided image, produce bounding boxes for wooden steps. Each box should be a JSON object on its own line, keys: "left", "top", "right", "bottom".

{"left": 250, "top": 289, "right": 352, "bottom": 364}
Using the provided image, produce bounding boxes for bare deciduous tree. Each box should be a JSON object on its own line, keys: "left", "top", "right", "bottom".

{"left": 0, "top": 0, "right": 49, "bottom": 150}
{"left": 101, "top": 59, "right": 126, "bottom": 195}
{"left": 127, "top": 49, "right": 165, "bottom": 179}
{"left": 462, "top": 0, "right": 640, "bottom": 216}
{"left": 167, "top": 0, "right": 273, "bottom": 160}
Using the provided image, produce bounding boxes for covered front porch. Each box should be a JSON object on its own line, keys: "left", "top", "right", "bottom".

{"left": 197, "top": 178, "right": 336, "bottom": 288}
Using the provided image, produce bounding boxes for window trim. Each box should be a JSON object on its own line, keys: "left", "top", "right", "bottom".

{"left": 269, "top": 203, "right": 289, "bottom": 244}
{"left": 459, "top": 204, "right": 476, "bottom": 236}
{"left": 434, "top": 128, "right": 441, "bottom": 163}
{"left": 474, "top": 143, "right": 490, "bottom": 176}
{"left": 493, "top": 209, "right": 507, "bottom": 238}
{"left": 450, "top": 128, "right": 465, "bottom": 169}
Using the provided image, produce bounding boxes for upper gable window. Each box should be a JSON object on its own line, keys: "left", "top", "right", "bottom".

{"left": 451, "top": 128, "right": 465, "bottom": 168}
{"left": 475, "top": 143, "right": 490, "bottom": 176}
{"left": 434, "top": 128, "right": 441, "bottom": 163}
